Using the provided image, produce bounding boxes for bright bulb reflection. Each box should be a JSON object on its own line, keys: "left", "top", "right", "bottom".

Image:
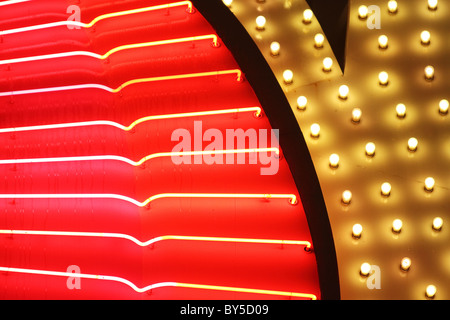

{"left": 424, "top": 177, "right": 435, "bottom": 192}
{"left": 392, "top": 219, "right": 403, "bottom": 233}
{"left": 310, "top": 123, "right": 320, "bottom": 138}
{"left": 378, "top": 71, "right": 389, "bottom": 86}
{"left": 270, "top": 42, "right": 280, "bottom": 56}
{"left": 365, "top": 142, "right": 376, "bottom": 157}
{"left": 432, "top": 217, "right": 443, "bottom": 231}
{"left": 323, "top": 57, "right": 333, "bottom": 72}
{"left": 303, "top": 9, "right": 313, "bottom": 24}
{"left": 342, "top": 190, "right": 352, "bottom": 205}
{"left": 314, "top": 33, "right": 324, "bottom": 48}
{"left": 339, "top": 85, "right": 349, "bottom": 100}
{"left": 424, "top": 66, "right": 435, "bottom": 81}
{"left": 381, "top": 182, "right": 391, "bottom": 197}
{"left": 396, "top": 103, "right": 406, "bottom": 118}
{"left": 256, "top": 16, "right": 266, "bottom": 30}
{"left": 408, "top": 138, "right": 418, "bottom": 152}
{"left": 329, "top": 154, "right": 340, "bottom": 168}
{"left": 352, "top": 108, "right": 362, "bottom": 123}
{"left": 428, "top": 0, "right": 438, "bottom": 10}
{"left": 378, "top": 35, "right": 388, "bottom": 49}
{"left": 283, "top": 69, "right": 293, "bottom": 84}
{"left": 360, "top": 263, "right": 371, "bottom": 276}
{"left": 222, "top": 0, "right": 233, "bottom": 7}
{"left": 297, "top": 96, "right": 307, "bottom": 110}
{"left": 388, "top": 1, "right": 398, "bottom": 13}
{"left": 400, "top": 257, "right": 411, "bottom": 271}
{"left": 426, "top": 285, "right": 436, "bottom": 299}
{"left": 439, "top": 99, "right": 449, "bottom": 115}
{"left": 352, "top": 224, "right": 363, "bottom": 238}
{"left": 420, "top": 31, "right": 431, "bottom": 45}
{"left": 358, "top": 5, "right": 368, "bottom": 19}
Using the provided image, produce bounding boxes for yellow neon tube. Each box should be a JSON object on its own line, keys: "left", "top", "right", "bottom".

{"left": 0, "top": 107, "right": 262, "bottom": 134}
{"left": 0, "top": 193, "right": 298, "bottom": 207}
{"left": 0, "top": 266, "right": 316, "bottom": 299}
{"left": 0, "top": 230, "right": 311, "bottom": 248}
{"left": 0, "top": 35, "right": 219, "bottom": 66}
{"left": 0, "top": 69, "right": 243, "bottom": 98}
{"left": 0, "top": 1, "right": 194, "bottom": 36}
{"left": 0, "top": 147, "right": 278, "bottom": 166}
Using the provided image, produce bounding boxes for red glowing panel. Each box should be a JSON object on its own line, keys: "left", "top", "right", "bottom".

{"left": 0, "top": 0, "right": 321, "bottom": 299}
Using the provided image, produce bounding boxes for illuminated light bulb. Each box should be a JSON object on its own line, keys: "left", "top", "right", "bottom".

{"left": 297, "top": 96, "right": 307, "bottom": 110}
{"left": 400, "top": 257, "right": 411, "bottom": 272}
{"left": 310, "top": 123, "right": 320, "bottom": 138}
{"left": 352, "top": 224, "right": 363, "bottom": 239}
{"left": 338, "top": 85, "right": 349, "bottom": 100}
{"left": 392, "top": 219, "right": 403, "bottom": 233}
{"left": 358, "top": 5, "right": 368, "bottom": 19}
{"left": 314, "top": 33, "right": 325, "bottom": 48}
{"left": 256, "top": 15, "right": 266, "bottom": 30}
{"left": 365, "top": 142, "right": 376, "bottom": 157}
{"left": 351, "top": 108, "right": 362, "bottom": 123}
{"left": 439, "top": 99, "right": 449, "bottom": 115}
{"left": 424, "top": 177, "right": 435, "bottom": 192}
{"left": 432, "top": 217, "right": 443, "bottom": 231}
{"left": 387, "top": 1, "right": 398, "bottom": 13}
{"left": 378, "top": 71, "right": 389, "bottom": 86}
{"left": 378, "top": 35, "right": 388, "bottom": 49}
{"left": 396, "top": 103, "right": 406, "bottom": 118}
{"left": 303, "top": 9, "right": 313, "bottom": 24}
{"left": 425, "top": 285, "right": 437, "bottom": 299}
{"left": 360, "top": 263, "right": 371, "bottom": 276}
{"left": 407, "top": 137, "right": 418, "bottom": 152}
{"left": 329, "top": 154, "right": 340, "bottom": 168}
{"left": 428, "top": 0, "right": 438, "bottom": 10}
{"left": 283, "top": 69, "right": 294, "bottom": 84}
{"left": 222, "top": 0, "right": 233, "bottom": 7}
{"left": 424, "top": 65, "right": 435, "bottom": 81}
{"left": 270, "top": 42, "right": 280, "bottom": 56}
{"left": 322, "top": 57, "right": 333, "bottom": 72}
{"left": 381, "top": 182, "right": 391, "bottom": 197}
{"left": 341, "top": 190, "right": 352, "bottom": 205}
{"left": 420, "top": 30, "right": 431, "bottom": 45}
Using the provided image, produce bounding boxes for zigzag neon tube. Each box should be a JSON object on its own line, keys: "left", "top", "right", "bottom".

{"left": 0, "top": 70, "right": 243, "bottom": 98}
{"left": 0, "top": 35, "right": 219, "bottom": 66}
{"left": 0, "top": 1, "right": 194, "bottom": 36}
{"left": 0, "top": 193, "right": 298, "bottom": 206}
{"left": 0, "top": 107, "right": 262, "bottom": 134}
{"left": 0, "top": 266, "right": 316, "bottom": 299}
{"left": 0, "top": 230, "right": 311, "bottom": 248}
{"left": 0, "top": 148, "right": 278, "bottom": 166}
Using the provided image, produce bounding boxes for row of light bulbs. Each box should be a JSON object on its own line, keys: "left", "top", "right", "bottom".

{"left": 352, "top": 216, "right": 443, "bottom": 240}
{"left": 358, "top": 0, "right": 439, "bottom": 19}
{"left": 307, "top": 98, "right": 448, "bottom": 138}
{"left": 340, "top": 177, "right": 437, "bottom": 205}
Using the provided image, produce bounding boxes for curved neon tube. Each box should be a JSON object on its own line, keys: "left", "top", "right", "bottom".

{"left": 0, "top": 193, "right": 298, "bottom": 207}
{"left": 0, "top": 147, "right": 278, "bottom": 166}
{"left": 0, "top": 0, "right": 30, "bottom": 6}
{"left": 0, "top": 107, "right": 261, "bottom": 134}
{"left": 0, "top": 1, "right": 194, "bottom": 36}
{"left": 0, "top": 69, "right": 243, "bottom": 98}
{"left": 0, "top": 35, "right": 219, "bottom": 66}
{"left": 0, "top": 266, "right": 316, "bottom": 299}
{"left": 0, "top": 230, "right": 311, "bottom": 248}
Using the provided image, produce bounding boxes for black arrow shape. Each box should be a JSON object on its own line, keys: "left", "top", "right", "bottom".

{"left": 306, "top": 0, "right": 349, "bottom": 73}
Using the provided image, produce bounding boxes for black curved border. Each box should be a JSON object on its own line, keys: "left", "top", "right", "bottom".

{"left": 191, "top": 0, "right": 340, "bottom": 300}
